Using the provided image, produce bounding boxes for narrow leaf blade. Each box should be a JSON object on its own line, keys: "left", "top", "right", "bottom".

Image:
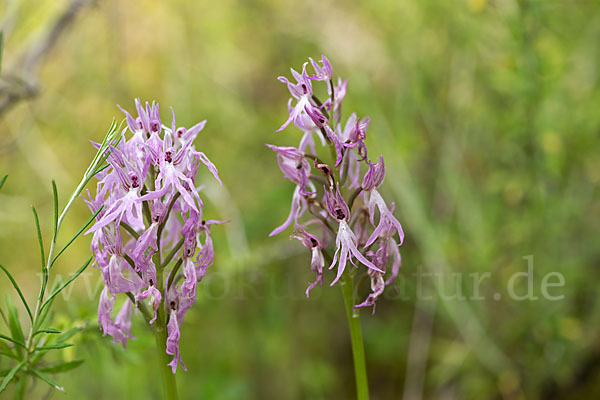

{"left": 0, "top": 360, "right": 25, "bottom": 393}
{"left": 0, "top": 264, "right": 32, "bottom": 321}
{"left": 31, "top": 206, "right": 45, "bottom": 270}
{"left": 0, "top": 31, "right": 3, "bottom": 73}
{"left": 0, "top": 333, "right": 25, "bottom": 348}
{"left": 31, "top": 369, "right": 64, "bottom": 392}
{"left": 35, "top": 343, "right": 73, "bottom": 351}
{"left": 38, "top": 360, "right": 84, "bottom": 374}
{"left": 0, "top": 174, "right": 7, "bottom": 191}
{"left": 5, "top": 296, "right": 24, "bottom": 357}
{"left": 41, "top": 257, "right": 92, "bottom": 312}
{"left": 51, "top": 206, "right": 103, "bottom": 266}
{"left": 34, "top": 328, "right": 61, "bottom": 336}
{"left": 52, "top": 180, "right": 58, "bottom": 236}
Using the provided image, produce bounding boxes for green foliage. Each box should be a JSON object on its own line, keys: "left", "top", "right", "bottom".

{"left": 0, "top": 121, "right": 119, "bottom": 395}
{"left": 0, "top": 31, "right": 3, "bottom": 73}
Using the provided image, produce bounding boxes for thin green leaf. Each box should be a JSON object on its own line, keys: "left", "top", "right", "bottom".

{"left": 31, "top": 206, "right": 45, "bottom": 270}
{"left": 41, "top": 257, "right": 92, "bottom": 312}
{"left": 38, "top": 360, "right": 84, "bottom": 374}
{"left": 0, "top": 360, "right": 25, "bottom": 393}
{"left": 51, "top": 206, "right": 103, "bottom": 267}
{"left": 54, "top": 326, "right": 84, "bottom": 345}
{"left": 31, "top": 369, "right": 64, "bottom": 392}
{"left": 0, "top": 31, "right": 3, "bottom": 73}
{"left": 33, "top": 328, "right": 61, "bottom": 336}
{"left": 0, "top": 333, "right": 25, "bottom": 348}
{"left": 14, "top": 374, "right": 27, "bottom": 400}
{"left": 51, "top": 180, "right": 58, "bottom": 236}
{"left": 0, "top": 351, "right": 18, "bottom": 360}
{"left": 0, "top": 264, "right": 32, "bottom": 322}
{"left": 0, "top": 174, "right": 7, "bottom": 191}
{"left": 35, "top": 282, "right": 60, "bottom": 331}
{"left": 5, "top": 296, "right": 24, "bottom": 357}
{"left": 35, "top": 343, "right": 73, "bottom": 351}
{"left": 0, "top": 338, "right": 12, "bottom": 352}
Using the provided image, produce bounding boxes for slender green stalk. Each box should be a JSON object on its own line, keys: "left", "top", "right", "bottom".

{"left": 341, "top": 271, "right": 369, "bottom": 400}
{"left": 154, "top": 323, "right": 178, "bottom": 400}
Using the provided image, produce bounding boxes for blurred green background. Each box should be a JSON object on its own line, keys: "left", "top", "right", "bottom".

{"left": 1, "top": 0, "right": 599, "bottom": 398}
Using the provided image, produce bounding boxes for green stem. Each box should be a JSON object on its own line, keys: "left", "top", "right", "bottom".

{"left": 153, "top": 323, "right": 178, "bottom": 400}
{"left": 341, "top": 271, "right": 369, "bottom": 400}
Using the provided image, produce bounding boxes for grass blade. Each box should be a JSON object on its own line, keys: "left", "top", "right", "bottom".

{"left": 0, "top": 264, "right": 32, "bottom": 322}
{"left": 0, "top": 174, "right": 7, "bottom": 191}
{"left": 0, "top": 360, "right": 25, "bottom": 393}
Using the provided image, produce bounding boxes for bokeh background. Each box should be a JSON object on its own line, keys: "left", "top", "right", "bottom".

{"left": 1, "top": 0, "right": 600, "bottom": 398}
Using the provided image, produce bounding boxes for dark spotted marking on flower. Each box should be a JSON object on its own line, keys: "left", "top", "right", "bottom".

{"left": 150, "top": 120, "right": 160, "bottom": 133}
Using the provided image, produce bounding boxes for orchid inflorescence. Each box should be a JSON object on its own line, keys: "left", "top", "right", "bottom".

{"left": 269, "top": 55, "right": 404, "bottom": 311}
{"left": 84, "top": 99, "right": 223, "bottom": 373}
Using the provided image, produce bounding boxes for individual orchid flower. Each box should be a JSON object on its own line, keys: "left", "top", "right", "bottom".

{"left": 329, "top": 219, "right": 382, "bottom": 286}
{"left": 269, "top": 185, "right": 308, "bottom": 237}
{"left": 291, "top": 227, "right": 325, "bottom": 297}
{"left": 361, "top": 155, "right": 385, "bottom": 191}
{"left": 166, "top": 309, "right": 186, "bottom": 374}
{"left": 309, "top": 55, "right": 333, "bottom": 81}
{"left": 364, "top": 189, "right": 404, "bottom": 247}
{"left": 276, "top": 64, "right": 315, "bottom": 132}
{"left": 266, "top": 144, "right": 312, "bottom": 195}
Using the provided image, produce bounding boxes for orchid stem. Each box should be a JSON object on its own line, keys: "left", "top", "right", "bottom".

{"left": 341, "top": 271, "right": 369, "bottom": 400}
{"left": 154, "top": 323, "right": 179, "bottom": 400}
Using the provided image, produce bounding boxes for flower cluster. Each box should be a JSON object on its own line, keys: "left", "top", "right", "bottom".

{"left": 85, "top": 99, "right": 222, "bottom": 372}
{"left": 269, "top": 56, "right": 404, "bottom": 312}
